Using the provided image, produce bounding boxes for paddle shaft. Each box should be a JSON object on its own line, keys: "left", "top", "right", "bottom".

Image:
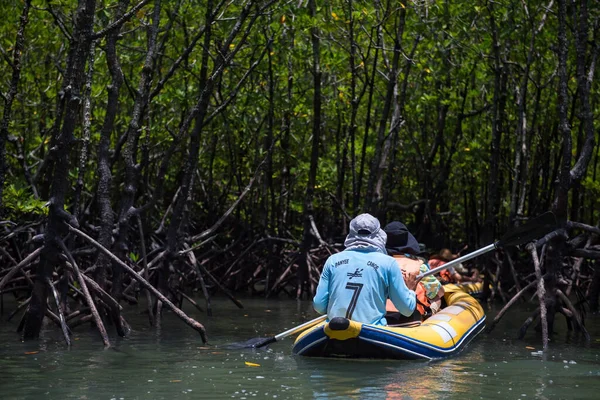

{"left": 274, "top": 314, "right": 327, "bottom": 341}
{"left": 417, "top": 243, "right": 496, "bottom": 280}
{"left": 417, "top": 211, "right": 558, "bottom": 280}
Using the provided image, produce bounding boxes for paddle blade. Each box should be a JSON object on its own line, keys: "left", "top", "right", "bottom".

{"left": 252, "top": 336, "right": 277, "bottom": 348}
{"left": 224, "top": 336, "right": 276, "bottom": 349}
{"left": 228, "top": 315, "right": 326, "bottom": 350}
{"left": 497, "top": 211, "right": 557, "bottom": 248}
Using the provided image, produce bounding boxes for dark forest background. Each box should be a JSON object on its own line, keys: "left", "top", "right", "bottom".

{"left": 0, "top": 0, "right": 598, "bottom": 348}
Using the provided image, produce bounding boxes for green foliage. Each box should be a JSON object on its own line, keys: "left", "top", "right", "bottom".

{"left": 3, "top": 184, "right": 47, "bottom": 220}
{"left": 581, "top": 176, "right": 600, "bottom": 197}
{"left": 0, "top": 0, "right": 597, "bottom": 244}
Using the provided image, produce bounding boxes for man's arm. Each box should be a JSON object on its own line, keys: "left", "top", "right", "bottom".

{"left": 313, "top": 263, "right": 331, "bottom": 314}
{"left": 388, "top": 262, "right": 416, "bottom": 317}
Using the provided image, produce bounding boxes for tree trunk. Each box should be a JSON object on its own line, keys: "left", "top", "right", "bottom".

{"left": 113, "top": 0, "right": 162, "bottom": 304}
{"left": 94, "top": 0, "right": 129, "bottom": 291}
{"left": 22, "top": 0, "right": 97, "bottom": 339}
{"left": 481, "top": 0, "right": 507, "bottom": 300}
{"left": 356, "top": 24, "right": 380, "bottom": 213}
{"left": 365, "top": 5, "right": 406, "bottom": 213}
{"left": 279, "top": 22, "right": 294, "bottom": 233}
{"left": 298, "top": 0, "right": 322, "bottom": 299}
{"left": 0, "top": 0, "right": 31, "bottom": 214}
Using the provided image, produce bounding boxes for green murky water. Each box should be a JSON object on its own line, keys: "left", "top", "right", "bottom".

{"left": 1, "top": 295, "right": 599, "bottom": 399}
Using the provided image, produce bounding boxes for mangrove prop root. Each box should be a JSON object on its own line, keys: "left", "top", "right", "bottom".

{"left": 64, "top": 262, "right": 122, "bottom": 312}
{"left": 63, "top": 261, "right": 128, "bottom": 337}
{"left": 0, "top": 246, "right": 34, "bottom": 288}
{"left": 196, "top": 260, "right": 243, "bottom": 309}
{"left": 187, "top": 251, "right": 212, "bottom": 317}
{"left": 68, "top": 224, "right": 207, "bottom": 343}
{"left": 556, "top": 288, "right": 591, "bottom": 342}
{"left": 46, "top": 277, "right": 71, "bottom": 346}
{"left": 0, "top": 247, "right": 43, "bottom": 291}
{"left": 486, "top": 278, "right": 539, "bottom": 334}
{"left": 518, "top": 307, "right": 540, "bottom": 340}
{"left": 527, "top": 243, "right": 549, "bottom": 351}
{"left": 58, "top": 239, "right": 110, "bottom": 347}
{"left": 69, "top": 314, "right": 94, "bottom": 330}
{"left": 177, "top": 289, "right": 204, "bottom": 313}
{"left": 7, "top": 296, "right": 30, "bottom": 322}
{"left": 137, "top": 214, "right": 154, "bottom": 326}
{"left": 45, "top": 308, "right": 63, "bottom": 329}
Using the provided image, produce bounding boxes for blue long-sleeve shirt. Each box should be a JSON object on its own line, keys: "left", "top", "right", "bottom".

{"left": 313, "top": 248, "right": 416, "bottom": 325}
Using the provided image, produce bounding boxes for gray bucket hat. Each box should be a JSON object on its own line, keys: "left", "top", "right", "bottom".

{"left": 344, "top": 213, "right": 387, "bottom": 253}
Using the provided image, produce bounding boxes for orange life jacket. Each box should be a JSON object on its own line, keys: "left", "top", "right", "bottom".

{"left": 414, "top": 283, "right": 431, "bottom": 316}
{"left": 386, "top": 282, "right": 431, "bottom": 317}
{"left": 385, "top": 255, "right": 433, "bottom": 318}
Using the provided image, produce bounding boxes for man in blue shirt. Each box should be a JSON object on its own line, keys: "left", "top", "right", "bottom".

{"left": 313, "top": 213, "right": 417, "bottom": 325}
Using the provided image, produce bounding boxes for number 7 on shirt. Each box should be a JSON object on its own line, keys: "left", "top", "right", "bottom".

{"left": 345, "top": 282, "right": 363, "bottom": 319}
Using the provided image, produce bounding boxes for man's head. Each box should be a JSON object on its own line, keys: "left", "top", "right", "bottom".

{"left": 349, "top": 213, "right": 382, "bottom": 236}
{"left": 383, "top": 221, "right": 420, "bottom": 256}
{"left": 344, "top": 213, "right": 387, "bottom": 253}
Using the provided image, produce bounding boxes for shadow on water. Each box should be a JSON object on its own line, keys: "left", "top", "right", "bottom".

{"left": 1, "top": 295, "right": 600, "bottom": 399}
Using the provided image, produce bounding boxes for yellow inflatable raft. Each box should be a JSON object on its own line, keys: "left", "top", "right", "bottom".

{"left": 292, "top": 283, "right": 485, "bottom": 360}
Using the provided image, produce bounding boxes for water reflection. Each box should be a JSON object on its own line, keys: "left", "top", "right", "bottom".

{"left": 295, "top": 354, "right": 487, "bottom": 399}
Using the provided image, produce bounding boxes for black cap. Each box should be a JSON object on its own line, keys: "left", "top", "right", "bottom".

{"left": 383, "top": 221, "right": 420, "bottom": 256}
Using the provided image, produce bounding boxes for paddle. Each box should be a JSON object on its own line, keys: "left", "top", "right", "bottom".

{"left": 417, "top": 211, "right": 557, "bottom": 280}
{"left": 238, "top": 314, "right": 328, "bottom": 349}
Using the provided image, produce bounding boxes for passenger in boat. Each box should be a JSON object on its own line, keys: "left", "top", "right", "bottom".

{"left": 313, "top": 213, "right": 418, "bottom": 326}
{"left": 429, "top": 248, "right": 481, "bottom": 283}
{"left": 383, "top": 221, "right": 444, "bottom": 323}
